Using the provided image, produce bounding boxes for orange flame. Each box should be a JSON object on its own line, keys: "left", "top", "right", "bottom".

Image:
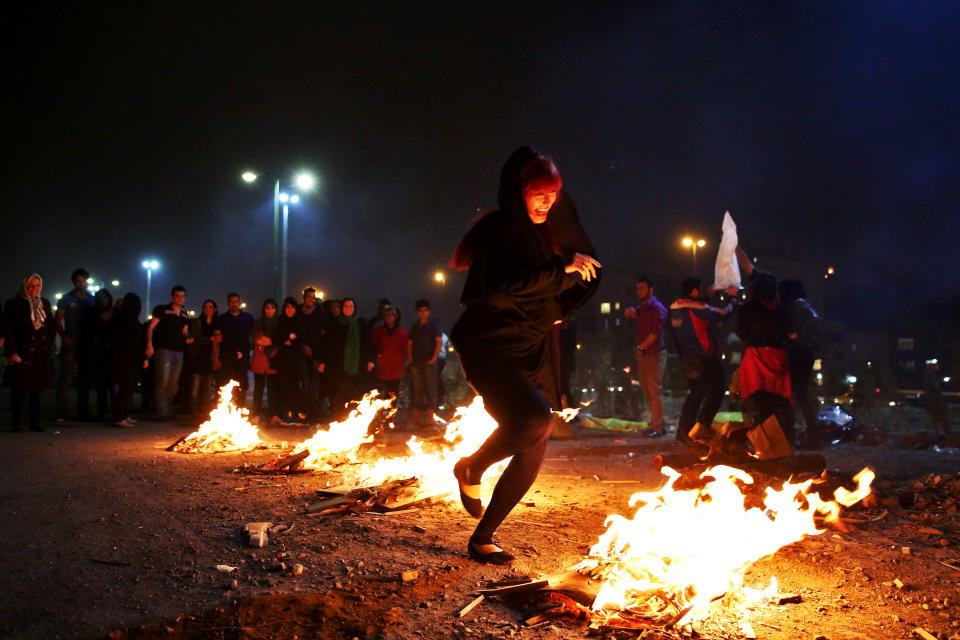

{"left": 170, "top": 381, "right": 263, "bottom": 453}
{"left": 577, "top": 465, "right": 874, "bottom": 625}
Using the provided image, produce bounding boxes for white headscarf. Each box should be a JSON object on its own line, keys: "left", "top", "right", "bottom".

{"left": 19, "top": 274, "right": 46, "bottom": 330}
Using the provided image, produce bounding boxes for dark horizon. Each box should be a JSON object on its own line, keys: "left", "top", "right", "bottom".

{"left": 5, "top": 3, "right": 959, "bottom": 329}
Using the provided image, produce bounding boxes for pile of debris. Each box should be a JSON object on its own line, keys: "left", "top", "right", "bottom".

{"left": 306, "top": 477, "right": 440, "bottom": 516}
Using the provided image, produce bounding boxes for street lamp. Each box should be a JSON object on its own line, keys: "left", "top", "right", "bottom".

{"left": 241, "top": 169, "right": 316, "bottom": 300}
{"left": 142, "top": 259, "right": 160, "bottom": 317}
{"left": 434, "top": 271, "right": 446, "bottom": 285}
{"left": 681, "top": 236, "right": 706, "bottom": 273}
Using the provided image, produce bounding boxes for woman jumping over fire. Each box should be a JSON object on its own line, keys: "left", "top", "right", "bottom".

{"left": 449, "top": 146, "right": 601, "bottom": 564}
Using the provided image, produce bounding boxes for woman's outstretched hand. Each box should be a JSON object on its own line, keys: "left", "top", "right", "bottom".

{"left": 565, "top": 253, "right": 602, "bottom": 282}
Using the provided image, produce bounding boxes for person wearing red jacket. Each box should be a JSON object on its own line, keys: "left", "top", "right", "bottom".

{"left": 371, "top": 306, "right": 407, "bottom": 398}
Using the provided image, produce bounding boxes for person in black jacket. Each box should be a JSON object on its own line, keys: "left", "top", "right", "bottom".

{"left": 3, "top": 274, "right": 57, "bottom": 431}
{"left": 321, "top": 297, "right": 374, "bottom": 421}
{"left": 449, "top": 147, "right": 600, "bottom": 564}
{"left": 110, "top": 293, "right": 146, "bottom": 427}
{"left": 273, "top": 297, "right": 305, "bottom": 422}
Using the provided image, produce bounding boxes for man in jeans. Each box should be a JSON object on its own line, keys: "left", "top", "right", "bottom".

{"left": 407, "top": 299, "right": 442, "bottom": 428}
{"left": 669, "top": 277, "right": 734, "bottom": 444}
{"left": 55, "top": 268, "right": 95, "bottom": 421}
{"left": 218, "top": 293, "right": 255, "bottom": 407}
{"left": 624, "top": 276, "right": 668, "bottom": 436}
{"left": 146, "top": 285, "right": 192, "bottom": 419}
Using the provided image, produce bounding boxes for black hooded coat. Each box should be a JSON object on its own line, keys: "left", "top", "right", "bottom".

{"left": 450, "top": 146, "right": 599, "bottom": 407}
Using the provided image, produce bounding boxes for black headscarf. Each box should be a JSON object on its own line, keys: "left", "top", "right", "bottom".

{"left": 453, "top": 145, "right": 600, "bottom": 315}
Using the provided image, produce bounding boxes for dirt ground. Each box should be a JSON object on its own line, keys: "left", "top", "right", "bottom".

{"left": 1, "top": 416, "right": 959, "bottom": 640}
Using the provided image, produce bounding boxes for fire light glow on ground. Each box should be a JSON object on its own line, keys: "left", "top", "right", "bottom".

{"left": 171, "top": 383, "right": 879, "bottom": 633}
{"left": 575, "top": 465, "right": 875, "bottom": 630}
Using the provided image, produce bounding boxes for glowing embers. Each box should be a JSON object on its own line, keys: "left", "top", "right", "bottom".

{"left": 575, "top": 465, "right": 875, "bottom": 628}
{"left": 169, "top": 381, "right": 263, "bottom": 453}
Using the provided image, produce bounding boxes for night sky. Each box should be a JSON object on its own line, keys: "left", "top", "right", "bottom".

{"left": 5, "top": 3, "right": 959, "bottom": 328}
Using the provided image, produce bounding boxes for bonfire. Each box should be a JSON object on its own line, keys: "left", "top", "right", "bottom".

{"left": 169, "top": 381, "right": 263, "bottom": 453}
{"left": 573, "top": 465, "right": 875, "bottom": 630}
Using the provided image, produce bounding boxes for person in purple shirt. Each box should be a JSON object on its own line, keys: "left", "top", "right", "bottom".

{"left": 624, "top": 276, "right": 668, "bottom": 435}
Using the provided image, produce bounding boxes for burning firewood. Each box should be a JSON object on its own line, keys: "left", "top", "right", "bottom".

{"left": 305, "top": 477, "right": 435, "bottom": 516}
{"left": 168, "top": 381, "right": 263, "bottom": 453}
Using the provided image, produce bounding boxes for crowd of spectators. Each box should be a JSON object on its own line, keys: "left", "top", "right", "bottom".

{"left": 1, "top": 268, "right": 448, "bottom": 430}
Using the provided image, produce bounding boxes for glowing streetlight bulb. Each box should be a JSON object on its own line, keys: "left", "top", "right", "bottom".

{"left": 295, "top": 172, "right": 316, "bottom": 191}
{"left": 290, "top": 194, "right": 300, "bottom": 204}
{"left": 278, "top": 193, "right": 289, "bottom": 203}
{"left": 682, "top": 237, "right": 693, "bottom": 248}
{"left": 317, "top": 291, "right": 325, "bottom": 299}
{"left": 241, "top": 171, "right": 258, "bottom": 183}
{"left": 697, "top": 239, "right": 706, "bottom": 247}
{"left": 434, "top": 271, "right": 446, "bottom": 283}
{"left": 111, "top": 280, "right": 120, "bottom": 287}
{"left": 86, "top": 277, "right": 94, "bottom": 285}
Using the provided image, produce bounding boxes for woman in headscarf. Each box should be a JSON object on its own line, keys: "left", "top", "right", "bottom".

{"left": 321, "top": 297, "right": 375, "bottom": 421}
{"left": 110, "top": 293, "right": 146, "bottom": 427}
{"left": 251, "top": 298, "right": 279, "bottom": 417}
{"left": 187, "top": 299, "right": 221, "bottom": 418}
{"left": 91, "top": 288, "right": 115, "bottom": 420}
{"left": 273, "top": 297, "right": 304, "bottom": 422}
{"left": 3, "top": 274, "right": 57, "bottom": 431}
{"left": 449, "top": 147, "right": 601, "bottom": 563}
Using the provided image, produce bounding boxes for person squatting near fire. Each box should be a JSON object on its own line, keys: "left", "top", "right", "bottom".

{"left": 624, "top": 276, "right": 668, "bottom": 436}
{"left": 449, "top": 147, "right": 601, "bottom": 564}
{"left": 669, "top": 277, "right": 735, "bottom": 445}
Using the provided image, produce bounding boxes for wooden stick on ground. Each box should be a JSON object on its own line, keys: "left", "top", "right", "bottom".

{"left": 457, "top": 595, "right": 484, "bottom": 618}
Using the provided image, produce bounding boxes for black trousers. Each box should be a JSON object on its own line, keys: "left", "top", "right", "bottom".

{"left": 678, "top": 354, "right": 725, "bottom": 438}
{"left": 788, "top": 345, "right": 816, "bottom": 431}
{"left": 11, "top": 390, "right": 42, "bottom": 429}
{"left": 218, "top": 358, "right": 249, "bottom": 407}
{"left": 252, "top": 373, "right": 278, "bottom": 415}
{"left": 458, "top": 345, "right": 554, "bottom": 544}
{"left": 111, "top": 363, "right": 139, "bottom": 423}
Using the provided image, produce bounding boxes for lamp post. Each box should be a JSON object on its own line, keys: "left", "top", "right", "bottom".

{"left": 141, "top": 260, "right": 159, "bottom": 317}
{"left": 433, "top": 270, "right": 446, "bottom": 286}
{"left": 681, "top": 236, "right": 706, "bottom": 273}
{"left": 242, "top": 170, "right": 316, "bottom": 300}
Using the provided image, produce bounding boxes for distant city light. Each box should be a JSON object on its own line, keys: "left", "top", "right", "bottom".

{"left": 945, "top": 377, "right": 952, "bottom": 383}
{"left": 600, "top": 302, "right": 611, "bottom": 314}
{"left": 827, "top": 266, "right": 835, "bottom": 275}
{"left": 926, "top": 358, "right": 939, "bottom": 365}
{"left": 86, "top": 277, "right": 94, "bottom": 285}
{"left": 55, "top": 293, "right": 62, "bottom": 300}
{"left": 142, "top": 260, "right": 159, "bottom": 270}
{"left": 187, "top": 310, "right": 196, "bottom": 316}
{"left": 111, "top": 280, "right": 120, "bottom": 287}
{"left": 845, "top": 375, "right": 858, "bottom": 384}
{"left": 241, "top": 302, "right": 247, "bottom": 309}
{"left": 241, "top": 171, "right": 258, "bottom": 183}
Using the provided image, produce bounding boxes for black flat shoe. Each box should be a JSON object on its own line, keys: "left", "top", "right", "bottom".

{"left": 468, "top": 540, "right": 514, "bottom": 565}
{"left": 454, "top": 458, "right": 484, "bottom": 519}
